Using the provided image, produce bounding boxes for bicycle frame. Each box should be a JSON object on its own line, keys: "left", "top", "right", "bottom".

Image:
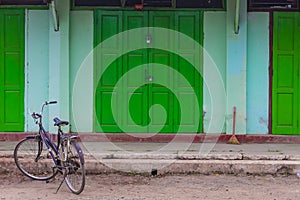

{"left": 39, "top": 125, "right": 61, "bottom": 165}
{"left": 30, "top": 101, "right": 62, "bottom": 166}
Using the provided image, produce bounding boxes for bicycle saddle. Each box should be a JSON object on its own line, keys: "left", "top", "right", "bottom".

{"left": 53, "top": 117, "right": 69, "bottom": 126}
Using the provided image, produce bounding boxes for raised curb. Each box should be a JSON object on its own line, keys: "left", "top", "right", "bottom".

{"left": 3, "top": 151, "right": 300, "bottom": 161}
{"left": 86, "top": 153, "right": 300, "bottom": 161}
{"left": 2, "top": 151, "right": 300, "bottom": 176}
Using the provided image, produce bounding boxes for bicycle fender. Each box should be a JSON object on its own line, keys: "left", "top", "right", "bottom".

{"left": 73, "top": 141, "right": 85, "bottom": 165}
{"left": 25, "top": 135, "right": 41, "bottom": 140}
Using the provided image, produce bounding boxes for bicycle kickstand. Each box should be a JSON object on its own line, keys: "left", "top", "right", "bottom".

{"left": 55, "top": 171, "right": 67, "bottom": 194}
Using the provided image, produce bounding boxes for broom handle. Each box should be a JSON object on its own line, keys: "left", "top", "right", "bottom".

{"left": 232, "top": 106, "right": 236, "bottom": 136}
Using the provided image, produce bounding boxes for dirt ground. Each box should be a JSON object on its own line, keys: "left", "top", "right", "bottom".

{"left": 1, "top": 173, "right": 300, "bottom": 200}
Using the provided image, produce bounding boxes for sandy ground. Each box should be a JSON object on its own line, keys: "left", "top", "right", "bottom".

{"left": 1, "top": 173, "right": 300, "bottom": 200}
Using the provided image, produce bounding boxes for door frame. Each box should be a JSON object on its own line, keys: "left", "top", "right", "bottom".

{"left": 268, "top": 11, "right": 273, "bottom": 134}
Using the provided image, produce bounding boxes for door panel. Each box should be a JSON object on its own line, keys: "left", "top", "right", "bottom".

{"left": 0, "top": 9, "right": 25, "bottom": 131}
{"left": 174, "top": 12, "right": 202, "bottom": 132}
{"left": 95, "top": 11, "right": 123, "bottom": 132}
{"left": 272, "top": 12, "right": 300, "bottom": 134}
{"left": 123, "top": 12, "right": 149, "bottom": 132}
{"left": 148, "top": 11, "right": 175, "bottom": 133}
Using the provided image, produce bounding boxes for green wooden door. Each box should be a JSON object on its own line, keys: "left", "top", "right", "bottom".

{"left": 0, "top": 9, "right": 25, "bottom": 132}
{"left": 95, "top": 10, "right": 202, "bottom": 133}
{"left": 272, "top": 12, "right": 300, "bottom": 134}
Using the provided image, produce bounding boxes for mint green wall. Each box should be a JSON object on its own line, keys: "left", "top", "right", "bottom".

{"left": 46, "top": 0, "right": 71, "bottom": 133}
{"left": 204, "top": 0, "right": 249, "bottom": 134}
{"left": 203, "top": 8, "right": 269, "bottom": 134}
{"left": 26, "top": 1, "right": 73, "bottom": 133}
{"left": 57, "top": 0, "right": 70, "bottom": 126}
{"left": 25, "top": 3, "right": 270, "bottom": 134}
{"left": 70, "top": 11, "right": 94, "bottom": 132}
{"left": 246, "top": 12, "right": 269, "bottom": 134}
{"left": 226, "top": 0, "right": 247, "bottom": 134}
{"left": 25, "top": 4, "right": 94, "bottom": 133}
{"left": 203, "top": 12, "right": 227, "bottom": 133}
{"left": 25, "top": 10, "right": 50, "bottom": 131}
{"left": 48, "top": 8, "right": 61, "bottom": 133}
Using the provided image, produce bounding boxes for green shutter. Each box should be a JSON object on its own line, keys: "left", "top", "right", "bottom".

{"left": 94, "top": 11, "right": 123, "bottom": 132}
{"left": 0, "top": 9, "right": 25, "bottom": 132}
{"left": 148, "top": 11, "right": 175, "bottom": 133}
{"left": 122, "top": 11, "right": 149, "bottom": 132}
{"left": 173, "top": 11, "right": 203, "bottom": 133}
{"left": 272, "top": 12, "right": 300, "bottom": 134}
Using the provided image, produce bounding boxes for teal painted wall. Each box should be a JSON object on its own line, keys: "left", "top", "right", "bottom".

{"left": 57, "top": 0, "right": 70, "bottom": 126}
{"left": 246, "top": 12, "right": 269, "bottom": 134}
{"left": 70, "top": 11, "right": 94, "bottom": 132}
{"left": 48, "top": 8, "right": 61, "bottom": 133}
{"left": 204, "top": 9, "right": 269, "bottom": 135}
{"left": 203, "top": 12, "right": 227, "bottom": 133}
{"left": 26, "top": 1, "right": 73, "bottom": 133}
{"left": 226, "top": 0, "right": 247, "bottom": 134}
{"left": 24, "top": 4, "right": 271, "bottom": 134}
{"left": 25, "top": 10, "right": 50, "bottom": 131}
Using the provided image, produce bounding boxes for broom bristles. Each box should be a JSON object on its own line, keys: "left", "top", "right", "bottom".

{"left": 228, "top": 135, "right": 240, "bottom": 145}
{"left": 227, "top": 106, "right": 240, "bottom": 145}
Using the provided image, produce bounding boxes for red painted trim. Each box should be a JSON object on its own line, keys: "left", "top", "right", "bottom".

{"left": 3, "top": 133, "right": 300, "bottom": 144}
{"left": 268, "top": 11, "right": 274, "bottom": 135}
{"left": 0, "top": 132, "right": 58, "bottom": 142}
{"left": 78, "top": 133, "right": 300, "bottom": 143}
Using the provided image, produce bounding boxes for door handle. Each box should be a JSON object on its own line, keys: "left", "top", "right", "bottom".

{"left": 146, "top": 35, "right": 151, "bottom": 45}
{"left": 145, "top": 68, "right": 153, "bottom": 82}
{"left": 148, "top": 75, "right": 153, "bottom": 82}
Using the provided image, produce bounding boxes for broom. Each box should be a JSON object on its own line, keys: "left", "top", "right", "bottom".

{"left": 228, "top": 106, "right": 240, "bottom": 145}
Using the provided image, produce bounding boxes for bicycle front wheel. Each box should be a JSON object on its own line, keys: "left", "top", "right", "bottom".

{"left": 64, "top": 140, "right": 85, "bottom": 195}
{"left": 14, "top": 137, "right": 57, "bottom": 181}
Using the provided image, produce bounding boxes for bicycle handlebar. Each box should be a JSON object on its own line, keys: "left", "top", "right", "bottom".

{"left": 46, "top": 101, "right": 57, "bottom": 105}
{"left": 31, "top": 101, "right": 58, "bottom": 121}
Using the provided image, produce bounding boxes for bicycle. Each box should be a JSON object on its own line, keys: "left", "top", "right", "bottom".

{"left": 14, "top": 101, "right": 85, "bottom": 194}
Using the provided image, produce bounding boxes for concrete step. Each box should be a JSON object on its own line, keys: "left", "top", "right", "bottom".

{"left": 2, "top": 153, "right": 300, "bottom": 176}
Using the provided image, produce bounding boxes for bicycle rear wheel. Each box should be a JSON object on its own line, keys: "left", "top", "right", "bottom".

{"left": 64, "top": 140, "right": 85, "bottom": 194}
{"left": 14, "top": 136, "right": 57, "bottom": 181}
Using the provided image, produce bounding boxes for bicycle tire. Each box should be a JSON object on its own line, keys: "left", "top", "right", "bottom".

{"left": 14, "top": 137, "right": 58, "bottom": 181}
{"left": 63, "top": 140, "right": 85, "bottom": 195}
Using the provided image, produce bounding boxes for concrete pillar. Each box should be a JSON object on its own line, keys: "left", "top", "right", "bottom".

{"left": 203, "top": 12, "right": 227, "bottom": 133}
{"left": 226, "top": 0, "right": 247, "bottom": 134}
{"left": 48, "top": 0, "right": 70, "bottom": 132}
{"left": 58, "top": 0, "right": 70, "bottom": 127}
{"left": 25, "top": 10, "right": 50, "bottom": 132}
{"left": 48, "top": 7, "right": 60, "bottom": 133}
{"left": 70, "top": 11, "right": 94, "bottom": 133}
